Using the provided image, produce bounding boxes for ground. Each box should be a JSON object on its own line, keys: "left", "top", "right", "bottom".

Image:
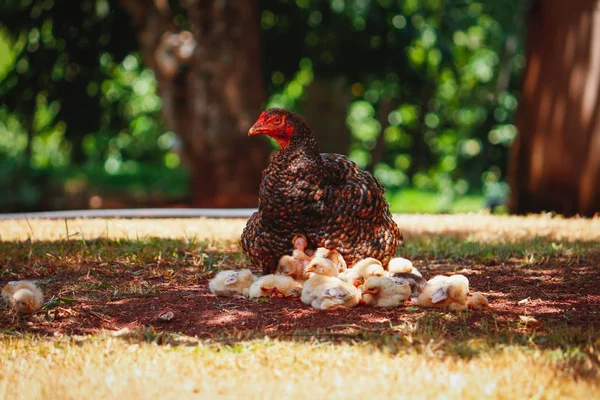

{"left": 1, "top": 215, "right": 599, "bottom": 399}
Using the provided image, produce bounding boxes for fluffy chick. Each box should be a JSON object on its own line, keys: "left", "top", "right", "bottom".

{"left": 248, "top": 274, "right": 303, "bottom": 298}
{"left": 276, "top": 234, "right": 313, "bottom": 280}
{"left": 301, "top": 256, "right": 360, "bottom": 310}
{"left": 387, "top": 257, "right": 422, "bottom": 277}
{"left": 390, "top": 272, "right": 427, "bottom": 300}
{"left": 313, "top": 247, "right": 347, "bottom": 273}
{"left": 339, "top": 257, "right": 385, "bottom": 287}
{"left": 1, "top": 280, "right": 44, "bottom": 314}
{"left": 301, "top": 256, "right": 340, "bottom": 305}
{"left": 417, "top": 274, "right": 469, "bottom": 311}
{"left": 467, "top": 292, "right": 490, "bottom": 310}
{"left": 310, "top": 281, "right": 361, "bottom": 310}
{"left": 361, "top": 276, "right": 411, "bottom": 308}
{"left": 209, "top": 269, "right": 256, "bottom": 297}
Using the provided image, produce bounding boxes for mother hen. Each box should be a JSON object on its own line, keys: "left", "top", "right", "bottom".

{"left": 241, "top": 108, "right": 403, "bottom": 274}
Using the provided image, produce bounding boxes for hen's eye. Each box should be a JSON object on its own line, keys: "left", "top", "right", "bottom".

{"left": 273, "top": 117, "right": 282, "bottom": 124}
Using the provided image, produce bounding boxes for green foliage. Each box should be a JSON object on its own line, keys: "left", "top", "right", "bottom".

{"left": 0, "top": 0, "right": 528, "bottom": 212}
{"left": 262, "top": 0, "right": 526, "bottom": 208}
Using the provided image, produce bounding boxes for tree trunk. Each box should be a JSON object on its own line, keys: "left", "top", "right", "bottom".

{"left": 509, "top": 0, "right": 600, "bottom": 217}
{"left": 120, "top": 0, "right": 270, "bottom": 207}
{"left": 302, "top": 78, "right": 352, "bottom": 155}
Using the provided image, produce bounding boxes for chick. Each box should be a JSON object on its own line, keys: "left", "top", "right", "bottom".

{"left": 467, "top": 292, "right": 490, "bottom": 310}
{"left": 248, "top": 274, "right": 303, "bottom": 298}
{"left": 339, "top": 257, "right": 385, "bottom": 287}
{"left": 301, "top": 256, "right": 340, "bottom": 305}
{"left": 313, "top": 247, "right": 348, "bottom": 273}
{"left": 310, "top": 282, "right": 362, "bottom": 310}
{"left": 276, "top": 234, "right": 313, "bottom": 280}
{"left": 208, "top": 269, "right": 256, "bottom": 297}
{"left": 301, "top": 256, "right": 360, "bottom": 309}
{"left": 1, "top": 280, "right": 44, "bottom": 314}
{"left": 417, "top": 274, "right": 469, "bottom": 311}
{"left": 360, "top": 276, "right": 411, "bottom": 307}
{"left": 390, "top": 272, "right": 427, "bottom": 300}
{"left": 387, "top": 257, "right": 422, "bottom": 277}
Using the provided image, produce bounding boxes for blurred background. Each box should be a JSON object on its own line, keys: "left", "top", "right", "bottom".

{"left": 0, "top": 0, "right": 598, "bottom": 216}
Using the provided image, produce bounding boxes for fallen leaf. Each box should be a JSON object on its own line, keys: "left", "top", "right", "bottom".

{"left": 519, "top": 315, "right": 542, "bottom": 328}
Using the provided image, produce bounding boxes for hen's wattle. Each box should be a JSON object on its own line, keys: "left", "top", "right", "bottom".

{"left": 241, "top": 108, "right": 403, "bottom": 274}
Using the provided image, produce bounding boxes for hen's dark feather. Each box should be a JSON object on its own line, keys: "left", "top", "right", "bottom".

{"left": 241, "top": 109, "right": 403, "bottom": 274}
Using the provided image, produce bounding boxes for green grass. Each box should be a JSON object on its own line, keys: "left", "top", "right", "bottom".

{"left": 388, "top": 188, "right": 490, "bottom": 214}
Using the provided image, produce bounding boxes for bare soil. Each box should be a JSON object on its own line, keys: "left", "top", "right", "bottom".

{"left": 3, "top": 260, "right": 598, "bottom": 338}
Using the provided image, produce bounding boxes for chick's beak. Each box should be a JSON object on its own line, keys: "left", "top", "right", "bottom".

{"left": 306, "top": 265, "right": 315, "bottom": 273}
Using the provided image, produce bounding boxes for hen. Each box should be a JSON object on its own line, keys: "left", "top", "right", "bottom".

{"left": 241, "top": 108, "right": 403, "bottom": 274}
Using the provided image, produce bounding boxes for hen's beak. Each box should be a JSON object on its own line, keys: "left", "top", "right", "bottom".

{"left": 248, "top": 123, "right": 265, "bottom": 136}
{"left": 248, "top": 112, "right": 269, "bottom": 136}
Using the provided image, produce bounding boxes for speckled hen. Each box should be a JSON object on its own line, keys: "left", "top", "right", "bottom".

{"left": 241, "top": 108, "right": 403, "bottom": 274}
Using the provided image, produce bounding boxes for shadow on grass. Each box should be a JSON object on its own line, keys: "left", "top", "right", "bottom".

{"left": 1, "top": 234, "right": 599, "bottom": 364}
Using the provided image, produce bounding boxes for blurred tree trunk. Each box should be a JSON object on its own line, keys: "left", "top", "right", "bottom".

{"left": 509, "top": 0, "right": 600, "bottom": 216}
{"left": 303, "top": 78, "right": 352, "bottom": 155}
{"left": 120, "top": 0, "right": 270, "bottom": 207}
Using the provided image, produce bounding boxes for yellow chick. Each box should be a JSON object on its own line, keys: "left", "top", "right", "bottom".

{"left": 208, "top": 269, "right": 256, "bottom": 297}
{"left": 313, "top": 247, "right": 347, "bottom": 273}
{"left": 1, "top": 280, "right": 44, "bottom": 314}
{"left": 467, "top": 292, "right": 490, "bottom": 310}
{"left": 361, "top": 276, "right": 411, "bottom": 307}
{"left": 417, "top": 274, "right": 470, "bottom": 311}
{"left": 301, "top": 256, "right": 360, "bottom": 309}
{"left": 310, "top": 282, "right": 361, "bottom": 310}
{"left": 340, "top": 257, "right": 385, "bottom": 287}
{"left": 388, "top": 272, "right": 428, "bottom": 299}
{"left": 276, "top": 234, "right": 313, "bottom": 280}
{"left": 387, "top": 257, "right": 423, "bottom": 277}
{"left": 301, "top": 256, "right": 340, "bottom": 305}
{"left": 248, "top": 274, "right": 303, "bottom": 298}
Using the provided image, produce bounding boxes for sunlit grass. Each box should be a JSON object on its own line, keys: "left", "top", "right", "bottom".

{"left": 0, "top": 329, "right": 598, "bottom": 400}
{"left": 1, "top": 215, "right": 599, "bottom": 399}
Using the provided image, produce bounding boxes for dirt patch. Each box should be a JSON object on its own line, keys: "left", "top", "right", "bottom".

{"left": 2, "top": 260, "right": 599, "bottom": 338}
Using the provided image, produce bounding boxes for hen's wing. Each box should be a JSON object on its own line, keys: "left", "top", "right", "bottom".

{"left": 313, "top": 153, "right": 403, "bottom": 265}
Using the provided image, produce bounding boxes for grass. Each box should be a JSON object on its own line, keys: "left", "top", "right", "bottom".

{"left": 1, "top": 214, "right": 600, "bottom": 399}
{"left": 1, "top": 328, "right": 598, "bottom": 400}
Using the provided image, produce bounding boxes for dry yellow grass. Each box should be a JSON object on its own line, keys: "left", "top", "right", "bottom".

{"left": 2, "top": 213, "right": 599, "bottom": 243}
{"left": 1, "top": 333, "right": 598, "bottom": 400}
{"left": 1, "top": 214, "right": 599, "bottom": 399}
